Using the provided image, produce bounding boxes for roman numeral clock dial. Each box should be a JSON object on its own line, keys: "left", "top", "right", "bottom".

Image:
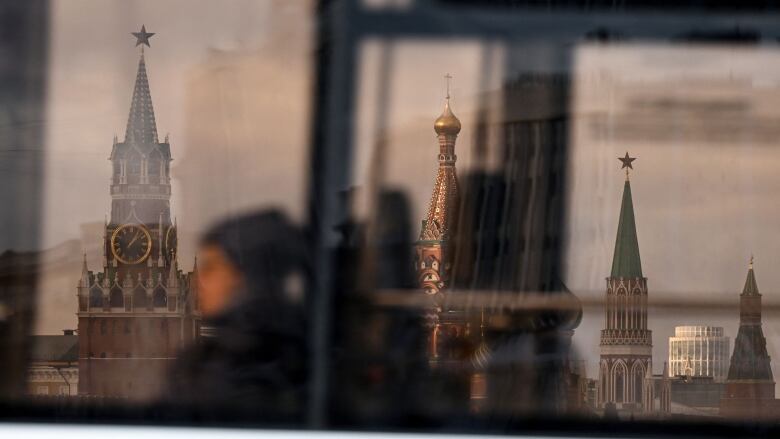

{"left": 111, "top": 224, "right": 152, "bottom": 265}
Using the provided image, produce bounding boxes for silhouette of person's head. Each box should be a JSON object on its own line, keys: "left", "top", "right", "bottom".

{"left": 165, "top": 210, "right": 309, "bottom": 418}
{"left": 197, "top": 210, "right": 307, "bottom": 318}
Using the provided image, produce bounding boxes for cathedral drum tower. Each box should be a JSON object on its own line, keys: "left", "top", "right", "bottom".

{"left": 415, "top": 76, "right": 461, "bottom": 360}
{"left": 598, "top": 153, "right": 652, "bottom": 412}
{"left": 76, "top": 26, "right": 199, "bottom": 399}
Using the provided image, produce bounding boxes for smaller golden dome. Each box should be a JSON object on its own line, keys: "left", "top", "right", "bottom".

{"left": 434, "top": 98, "right": 461, "bottom": 135}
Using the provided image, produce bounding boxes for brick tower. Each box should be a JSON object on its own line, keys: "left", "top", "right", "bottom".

{"left": 598, "top": 153, "right": 652, "bottom": 412}
{"left": 721, "top": 257, "right": 776, "bottom": 418}
{"left": 76, "top": 26, "right": 199, "bottom": 400}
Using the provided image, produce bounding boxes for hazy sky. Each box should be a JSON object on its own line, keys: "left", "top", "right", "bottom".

{"left": 565, "top": 44, "right": 780, "bottom": 379}
{"left": 35, "top": 2, "right": 780, "bottom": 383}
{"left": 355, "top": 41, "right": 780, "bottom": 379}
{"left": 38, "top": 0, "right": 312, "bottom": 333}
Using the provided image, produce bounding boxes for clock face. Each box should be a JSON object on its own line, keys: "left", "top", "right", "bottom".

{"left": 111, "top": 224, "right": 152, "bottom": 265}
{"left": 165, "top": 225, "right": 178, "bottom": 259}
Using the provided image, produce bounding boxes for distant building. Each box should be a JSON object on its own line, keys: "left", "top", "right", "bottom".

{"left": 76, "top": 29, "right": 199, "bottom": 400}
{"left": 669, "top": 375, "right": 725, "bottom": 416}
{"left": 643, "top": 363, "right": 671, "bottom": 417}
{"left": 413, "top": 75, "right": 582, "bottom": 417}
{"left": 598, "top": 154, "right": 652, "bottom": 412}
{"left": 27, "top": 331, "right": 78, "bottom": 396}
{"left": 414, "top": 92, "right": 473, "bottom": 413}
{"left": 668, "top": 326, "right": 730, "bottom": 382}
{"left": 456, "top": 74, "right": 581, "bottom": 416}
{"left": 585, "top": 378, "right": 599, "bottom": 410}
{"left": 720, "top": 258, "right": 780, "bottom": 419}
{"left": 645, "top": 364, "right": 726, "bottom": 419}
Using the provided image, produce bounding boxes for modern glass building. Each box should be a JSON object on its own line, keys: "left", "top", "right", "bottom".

{"left": 668, "top": 326, "right": 730, "bottom": 382}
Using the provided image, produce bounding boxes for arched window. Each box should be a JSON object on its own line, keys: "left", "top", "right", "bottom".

{"left": 126, "top": 152, "right": 142, "bottom": 184}
{"left": 133, "top": 286, "right": 148, "bottom": 310}
{"left": 109, "top": 286, "right": 123, "bottom": 308}
{"left": 614, "top": 364, "right": 626, "bottom": 403}
{"left": 89, "top": 287, "right": 103, "bottom": 308}
{"left": 148, "top": 150, "right": 162, "bottom": 181}
{"left": 634, "top": 366, "right": 644, "bottom": 404}
{"left": 153, "top": 287, "right": 167, "bottom": 308}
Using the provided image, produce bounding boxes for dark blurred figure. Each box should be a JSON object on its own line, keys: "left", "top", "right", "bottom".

{"left": 164, "top": 210, "right": 308, "bottom": 422}
{"left": 0, "top": 0, "right": 49, "bottom": 399}
{"left": 329, "top": 189, "right": 431, "bottom": 427}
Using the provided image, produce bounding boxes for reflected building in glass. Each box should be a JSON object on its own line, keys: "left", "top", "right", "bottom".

{"left": 668, "top": 326, "right": 730, "bottom": 382}
{"left": 76, "top": 28, "right": 199, "bottom": 400}
{"left": 598, "top": 154, "right": 652, "bottom": 412}
{"left": 721, "top": 259, "right": 779, "bottom": 418}
{"left": 414, "top": 74, "right": 584, "bottom": 416}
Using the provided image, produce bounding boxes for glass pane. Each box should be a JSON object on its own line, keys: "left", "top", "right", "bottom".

{"left": 4, "top": 0, "right": 780, "bottom": 433}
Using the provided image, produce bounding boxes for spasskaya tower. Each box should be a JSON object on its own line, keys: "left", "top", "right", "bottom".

{"left": 76, "top": 25, "right": 199, "bottom": 400}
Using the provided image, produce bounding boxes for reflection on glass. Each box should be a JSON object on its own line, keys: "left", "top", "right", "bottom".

{"left": 3, "top": 0, "right": 780, "bottom": 432}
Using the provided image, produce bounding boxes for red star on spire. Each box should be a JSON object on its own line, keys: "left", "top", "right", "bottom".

{"left": 618, "top": 152, "right": 636, "bottom": 170}
{"left": 132, "top": 25, "right": 155, "bottom": 47}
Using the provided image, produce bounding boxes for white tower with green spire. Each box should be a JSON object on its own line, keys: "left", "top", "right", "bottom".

{"left": 598, "top": 152, "right": 652, "bottom": 411}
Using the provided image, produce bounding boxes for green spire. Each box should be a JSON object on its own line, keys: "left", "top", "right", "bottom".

{"left": 611, "top": 179, "right": 643, "bottom": 278}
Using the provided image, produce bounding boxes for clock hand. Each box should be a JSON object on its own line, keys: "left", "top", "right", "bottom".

{"left": 127, "top": 231, "right": 142, "bottom": 247}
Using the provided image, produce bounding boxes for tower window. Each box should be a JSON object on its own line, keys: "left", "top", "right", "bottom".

{"left": 89, "top": 287, "right": 103, "bottom": 308}
{"left": 148, "top": 152, "right": 162, "bottom": 178}
{"left": 153, "top": 287, "right": 167, "bottom": 307}
{"left": 109, "top": 287, "right": 123, "bottom": 307}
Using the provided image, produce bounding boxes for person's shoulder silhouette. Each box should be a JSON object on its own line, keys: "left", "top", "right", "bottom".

{"left": 163, "top": 210, "right": 308, "bottom": 422}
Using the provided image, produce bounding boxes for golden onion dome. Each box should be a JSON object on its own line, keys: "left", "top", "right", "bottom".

{"left": 434, "top": 98, "right": 461, "bottom": 135}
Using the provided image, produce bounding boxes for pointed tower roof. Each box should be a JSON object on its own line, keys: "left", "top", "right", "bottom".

{"left": 125, "top": 49, "right": 158, "bottom": 144}
{"left": 610, "top": 172, "right": 643, "bottom": 278}
{"left": 742, "top": 256, "right": 760, "bottom": 296}
{"left": 727, "top": 258, "right": 774, "bottom": 382}
{"left": 78, "top": 253, "right": 90, "bottom": 288}
{"left": 168, "top": 253, "right": 179, "bottom": 288}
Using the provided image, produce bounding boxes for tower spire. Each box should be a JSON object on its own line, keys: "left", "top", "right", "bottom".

{"left": 611, "top": 153, "right": 642, "bottom": 278}
{"left": 599, "top": 152, "right": 652, "bottom": 410}
{"left": 724, "top": 258, "right": 774, "bottom": 399}
{"left": 743, "top": 255, "right": 759, "bottom": 296}
{"left": 168, "top": 252, "right": 179, "bottom": 288}
{"left": 79, "top": 253, "right": 90, "bottom": 288}
{"left": 125, "top": 26, "right": 158, "bottom": 144}
{"left": 415, "top": 80, "right": 463, "bottom": 359}
{"left": 420, "top": 83, "right": 461, "bottom": 242}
